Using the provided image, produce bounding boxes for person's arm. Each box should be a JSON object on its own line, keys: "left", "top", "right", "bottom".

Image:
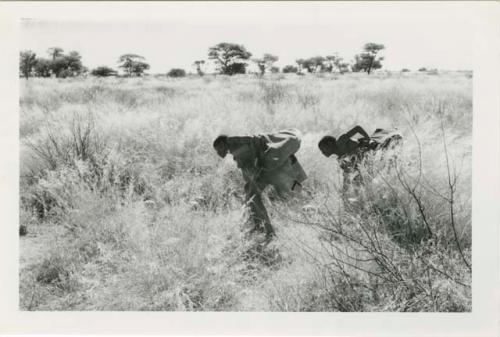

{"left": 346, "top": 125, "right": 370, "bottom": 140}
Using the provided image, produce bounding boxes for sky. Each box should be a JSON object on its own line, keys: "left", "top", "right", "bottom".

{"left": 19, "top": 2, "right": 474, "bottom": 74}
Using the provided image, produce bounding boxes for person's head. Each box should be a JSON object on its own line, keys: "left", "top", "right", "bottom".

{"left": 213, "top": 135, "right": 229, "bottom": 158}
{"left": 318, "top": 136, "right": 338, "bottom": 157}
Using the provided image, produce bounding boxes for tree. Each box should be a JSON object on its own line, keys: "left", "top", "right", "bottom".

{"left": 208, "top": 42, "right": 252, "bottom": 75}
{"left": 42, "top": 50, "right": 86, "bottom": 78}
{"left": 91, "top": 66, "right": 118, "bottom": 77}
{"left": 65, "top": 51, "right": 84, "bottom": 75}
{"left": 352, "top": 43, "right": 385, "bottom": 74}
{"left": 323, "top": 54, "right": 348, "bottom": 74}
{"left": 50, "top": 51, "right": 84, "bottom": 77}
{"left": 295, "top": 58, "right": 309, "bottom": 73}
{"left": 131, "top": 61, "right": 150, "bottom": 76}
{"left": 282, "top": 65, "right": 298, "bottom": 73}
{"left": 49, "top": 51, "right": 84, "bottom": 78}
{"left": 225, "top": 62, "right": 247, "bottom": 75}
{"left": 323, "top": 55, "right": 338, "bottom": 72}
{"left": 296, "top": 57, "right": 324, "bottom": 73}
{"left": 19, "top": 50, "right": 37, "bottom": 79}
{"left": 252, "top": 53, "right": 279, "bottom": 76}
{"left": 50, "top": 57, "right": 68, "bottom": 77}
{"left": 118, "top": 54, "right": 149, "bottom": 76}
{"left": 352, "top": 53, "right": 384, "bottom": 74}
{"left": 167, "top": 68, "right": 186, "bottom": 78}
{"left": 309, "top": 56, "right": 325, "bottom": 72}
{"left": 21, "top": 48, "right": 86, "bottom": 78}
{"left": 335, "top": 59, "right": 350, "bottom": 74}
{"left": 47, "top": 47, "right": 64, "bottom": 61}
{"left": 193, "top": 60, "right": 205, "bottom": 76}
{"left": 33, "top": 58, "right": 52, "bottom": 77}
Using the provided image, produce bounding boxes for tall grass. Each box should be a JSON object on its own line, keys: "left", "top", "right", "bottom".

{"left": 19, "top": 72, "right": 472, "bottom": 311}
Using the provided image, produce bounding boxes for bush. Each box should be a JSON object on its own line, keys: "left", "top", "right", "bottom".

{"left": 167, "top": 68, "right": 187, "bottom": 78}
{"left": 26, "top": 112, "right": 107, "bottom": 172}
{"left": 57, "top": 69, "right": 73, "bottom": 78}
{"left": 225, "top": 62, "right": 247, "bottom": 75}
{"left": 299, "top": 138, "right": 471, "bottom": 311}
{"left": 282, "top": 65, "right": 298, "bottom": 73}
{"left": 36, "top": 254, "right": 73, "bottom": 289}
{"left": 91, "top": 66, "right": 118, "bottom": 77}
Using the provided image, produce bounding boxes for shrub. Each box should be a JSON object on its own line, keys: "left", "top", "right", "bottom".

{"left": 36, "top": 254, "right": 73, "bottom": 290}
{"left": 91, "top": 66, "right": 118, "bottom": 77}
{"left": 297, "top": 137, "right": 471, "bottom": 311}
{"left": 167, "top": 68, "right": 187, "bottom": 78}
{"left": 26, "top": 112, "right": 107, "bottom": 172}
{"left": 57, "top": 69, "right": 73, "bottom": 78}
{"left": 282, "top": 65, "right": 298, "bottom": 73}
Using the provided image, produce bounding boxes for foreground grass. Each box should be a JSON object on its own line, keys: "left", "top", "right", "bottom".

{"left": 19, "top": 72, "right": 472, "bottom": 311}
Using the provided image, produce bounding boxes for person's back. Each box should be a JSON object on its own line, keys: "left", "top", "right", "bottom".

{"left": 318, "top": 126, "right": 402, "bottom": 191}
{"left": 257, "top": 129, "right": 307, "bottom": 196}
{"left": 223, "top": 130, "right": 306, "bottom": 191}
{"left": 214, "top": 128, "right": 307, "bottom": 241}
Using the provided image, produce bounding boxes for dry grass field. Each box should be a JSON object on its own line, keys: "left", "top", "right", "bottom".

{"left": 19, "top": 71, "right": 472, "bottom": 311}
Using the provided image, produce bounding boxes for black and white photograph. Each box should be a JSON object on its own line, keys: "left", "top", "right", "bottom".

{"left": 1, "top": 1, "right": 499, "bottom": 336}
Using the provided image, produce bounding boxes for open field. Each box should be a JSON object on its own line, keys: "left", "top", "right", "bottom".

{"left": 19, "top": 72, "right": 472, "bottom": 311}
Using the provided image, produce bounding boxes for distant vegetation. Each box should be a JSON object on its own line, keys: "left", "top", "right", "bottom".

{"left": 19, "top": 41, "right": 400, "bottom": 78}
{"left": 208, "top": 42, "right": 252, "bottom": 75}
{"left": 282, "top": 65, "right": 298, "bottom": 73}
{"left": 252, "top": 53, "right": 279, "bottom": 76}
{"left": 20, "top": 48, "right": 85, "bottom": 78}
{"left": 351, "top": 43, "right": 385, "bottom": 74}
{"left": 117, "top": 54, "right": 150, "bottom": 77}
{"left": 90, "top": 66, "right": 118, "bottom": 77}
{"left": 193, "top": 60, "right": 206, "bottom": 76}
{"left": 167, "top": 68, "right": 187, "bottom": 78}
{"left": 295, "top": 55, "right": 349, "bottom": 74}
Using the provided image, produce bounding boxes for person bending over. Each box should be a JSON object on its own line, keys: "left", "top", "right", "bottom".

{"left": 318, "top": 125, "right": 402, "bottom": 190}
{"left": 214, "top": 128, "right": 307, "bottom": 241}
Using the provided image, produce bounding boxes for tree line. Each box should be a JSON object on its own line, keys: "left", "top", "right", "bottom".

{"left": 20, "top": 48, "right": 85, "bottom": 79}
{"left": 19, "top": 42, "right": 386, "bottom": 79}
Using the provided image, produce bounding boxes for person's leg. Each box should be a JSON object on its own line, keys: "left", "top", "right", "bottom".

{"left": 244, "top": 181, "right": 274, "bottom": 239}
{"left": 342, "top": 170, "right": 351, "bottom": 193}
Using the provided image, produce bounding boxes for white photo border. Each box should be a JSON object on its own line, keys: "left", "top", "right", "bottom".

{"left": 0, "top": 2, "right": 498, "bottom": 336}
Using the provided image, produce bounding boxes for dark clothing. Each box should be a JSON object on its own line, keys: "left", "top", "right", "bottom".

{"left": 338, "top": 128, "right": 402, "bottom": 190}
{"left": 226, "top": 129, "right": 307, "bottom": 238}
{"left": 227, "top": 129, "right": 307, "bottom": 195}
